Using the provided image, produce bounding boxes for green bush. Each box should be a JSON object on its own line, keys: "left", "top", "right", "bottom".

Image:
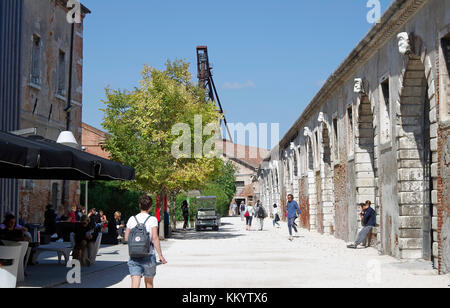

{"left": 80, "top": 181, "right": 155, "bottom": 222}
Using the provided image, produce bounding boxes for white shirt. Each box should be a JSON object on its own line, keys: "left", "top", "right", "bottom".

{"left": 126, "top": 213, "right": 158, "bottom": 255}
{"left": 245, "top": 205, "right": 254, "bottom": 217}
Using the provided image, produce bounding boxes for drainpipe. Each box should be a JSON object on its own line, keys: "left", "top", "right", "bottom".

{"left": 61, "top": 22, "right": 75, "bottom": 207}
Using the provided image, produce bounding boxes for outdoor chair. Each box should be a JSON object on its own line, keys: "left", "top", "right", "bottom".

{"left": 90, "top": 233, "right": 102, "bottom": 265}
{"left": 0, "top": 243, "right": 22, "bottom": 288}
{"left": 2, "top": 240, "right": 30, "bottom": 282}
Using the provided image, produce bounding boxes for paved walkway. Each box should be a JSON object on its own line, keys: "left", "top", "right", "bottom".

{"left": 24, "top": 217, "right": 449, "bottom": 288}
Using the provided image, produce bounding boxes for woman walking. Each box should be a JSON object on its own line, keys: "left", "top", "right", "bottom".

{"left": 181, "top": 200, "right": 189, "bottom": 231}
{"left": 244, "top": 203, "right": 255, "bottom": 231}
{"left": 272, "top": 204, "right": 281, "bottom": 228}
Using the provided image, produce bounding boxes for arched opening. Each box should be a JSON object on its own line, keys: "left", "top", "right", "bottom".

{"left": 321, "top": 123, "right": 334, "bottom": 234}
{"left": 356, "top": 94, "right": 377, "bottom": 245}
{"left": 307, "top": 138, "right": 317, "bottom": 231}
{"left": 397, "top": 56, "right": 433, "bottom": 261}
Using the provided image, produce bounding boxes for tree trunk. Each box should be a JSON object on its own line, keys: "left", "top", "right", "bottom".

{"left": 171, "top": 194, "right": 177, "bottom": 232}
{"left": 159, "top": 191, "right": 165, "bottom": 240}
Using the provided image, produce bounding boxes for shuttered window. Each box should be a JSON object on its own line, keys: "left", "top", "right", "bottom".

{"left": 57, "top": 50, "right": 66, "bottom": 96}
{"left": 30, "top": 35, "right": 41, "bottom": 85}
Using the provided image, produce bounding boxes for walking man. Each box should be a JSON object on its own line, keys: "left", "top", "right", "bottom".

{"left": 240, "top": 201, "right": 246, "bottom": 222}
{"left": 255, "top": 201, "right": 267, "bottom": 231}
{"left": 347, "top": 200, "right": 376, "bottom": 249}
{"left": 125, "top": 195, "right": 167, "bottom": 288}
{"left": 181, "top": 200, "right": 189, "bottom": 231}
{"left": 286, "top": 194, "right": 301, "bottom": 241}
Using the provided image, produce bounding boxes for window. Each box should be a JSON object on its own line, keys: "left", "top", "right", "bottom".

{"left": 31, "top": 35, "right": 41, "bottom": 85}
{"left": 442, "top": 37, "right": 450, "bottom": 116}
{"left": 51, "top": 183, "right": 59, "bottom": 207}
{"left": 293, "top": 151, "right": 298, "bottom": 177}
{"left": 57, "top": 50, "right": 66, "bottom": 96}
{"left": 333, "top": 117, "right": 339, "bottom": 161}
{"left": 380, "top": 78, "right": 391, "bottom": 143}
{"left": 315, "top": 131, "right": 320, "bottom": 168}
{"left": 347, "top": 106, "right": 354, "bottom": 156}
{"left": 22, "top": 180, "right": 34, "bottom": 191}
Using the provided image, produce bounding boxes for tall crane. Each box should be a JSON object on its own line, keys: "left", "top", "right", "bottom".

{"left": 196, "top": 46, "right": 233, "bottom": 142}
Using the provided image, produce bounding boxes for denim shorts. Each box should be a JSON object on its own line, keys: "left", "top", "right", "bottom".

{"left": 128, "top": 254, "right": 157, "bottom": 278}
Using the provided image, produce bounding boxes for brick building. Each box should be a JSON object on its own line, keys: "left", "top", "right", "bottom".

{"left": 0, "top": 0, "right": 90, "bottom": 223}
{"left": 221, "top": 139, "right": 269, "bottom": 210}
{"left": 81, "top": 122, "right": 110, "bottom": 159}
{"left": 258, "top": 0, "right": 450, "bottom": 274}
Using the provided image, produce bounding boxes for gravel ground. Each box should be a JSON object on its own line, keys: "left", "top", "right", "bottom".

{"left": 57, "top": 216, "right": 449, "bottom": 288}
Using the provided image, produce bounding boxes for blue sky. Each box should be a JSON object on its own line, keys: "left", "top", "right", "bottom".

{"left": 81, "top": 0, "right": 392, "bottom": 148}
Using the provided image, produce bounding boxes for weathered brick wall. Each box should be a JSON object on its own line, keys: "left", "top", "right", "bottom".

{"left": 298, "top": 177, "right": 310, "bottom": 230}
{"left": 334, "top": 163, "right": 349, "bottom": 241}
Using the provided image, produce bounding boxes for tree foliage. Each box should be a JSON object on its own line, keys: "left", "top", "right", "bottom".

{"left": 101, "top": 60, "right": 224, "bottom": 195}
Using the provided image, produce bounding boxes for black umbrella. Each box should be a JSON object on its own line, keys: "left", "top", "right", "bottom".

{"left": 0, "top": 131, "right": 134, "bottom": 181}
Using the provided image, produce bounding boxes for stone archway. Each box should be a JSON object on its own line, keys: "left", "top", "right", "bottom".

{"left": 307, "top": 137, "right": 317, "bottom": 231}
{"left": 356, "top": 94, "right": 377, "bottom": 245}
{"left": 396, "top": 35, "right": 437, "bottom": 261}
{"left": 320, "top": 123, "right": 334, "bottom": 234}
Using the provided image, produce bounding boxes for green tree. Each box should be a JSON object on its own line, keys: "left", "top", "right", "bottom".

{"left": 201, "top": 160, "right": 237, "bottom": 216}
{"left": 101, "top": 60, "right": 223, "bottom": 238}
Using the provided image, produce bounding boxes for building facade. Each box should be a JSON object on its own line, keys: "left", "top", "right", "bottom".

{"left": 0, "top": 0, "right": 89, "bottom": 223}
{"left": 220, "top": 140, "right": 269, "bottom": 213}
{"left": 81, "top": 122, "right": 110, "bottom": 159}
{"left": 257, "top": 0, "right": 450, "bottom": 274}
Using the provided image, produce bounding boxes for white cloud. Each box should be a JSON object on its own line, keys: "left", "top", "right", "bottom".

{"left": 222, "top": 81, "right": 256, "bottom": 90}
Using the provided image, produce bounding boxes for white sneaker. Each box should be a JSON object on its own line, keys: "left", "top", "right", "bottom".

{"left": 289, "top": 236, "right": 293, "bottom": 241}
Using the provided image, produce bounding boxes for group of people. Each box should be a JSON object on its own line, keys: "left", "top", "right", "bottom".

{"left": 232, "top": 195, "right": 376, "bottom": 245}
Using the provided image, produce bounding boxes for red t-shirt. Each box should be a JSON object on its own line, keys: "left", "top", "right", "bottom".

{"left": 69, "top": 211, "right": 76, "bottom": 223}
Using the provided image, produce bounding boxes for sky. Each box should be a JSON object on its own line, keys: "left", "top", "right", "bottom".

{"left": 81, "top": 0, "right": 393, "bottom": 149}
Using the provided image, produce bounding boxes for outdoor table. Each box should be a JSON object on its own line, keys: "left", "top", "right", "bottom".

{"left": 33, "top": 242, "right": 73, "bottom": 265}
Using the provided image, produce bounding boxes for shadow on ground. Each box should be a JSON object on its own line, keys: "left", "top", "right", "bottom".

{"left": 171, "top": 229, "right": 242, "bottom": 241}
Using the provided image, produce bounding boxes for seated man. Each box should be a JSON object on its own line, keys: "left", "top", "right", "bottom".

{"left": 0, "top": 213, "right": 32, "bottom": 242}
{"left": 347, "top": 201, "right": 376, "bottom": 249}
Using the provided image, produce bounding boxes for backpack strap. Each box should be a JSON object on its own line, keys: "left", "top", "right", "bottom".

{"left": 133, "top": 216, "right": 140, "bottom": 225}
{"left": 143, "top": 215, "right": 151, "bottom": 226}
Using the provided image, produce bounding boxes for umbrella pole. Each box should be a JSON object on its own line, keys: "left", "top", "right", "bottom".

{"left": 85, "top": 181, "right": 88, "bottom": 217}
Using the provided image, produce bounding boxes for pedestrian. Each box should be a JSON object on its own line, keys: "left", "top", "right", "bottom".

{"left": 240, "top": 201, "right": 246, "bottom": 222}
{"left": 44, "top": 204, "right": 57, "bottom": 235}
{"left": 272, "top": 204, "right": 281, "bottom": 228}
{"left": 255, "top": 201, "right": 267, "bottom": 231}
{"left": 286, "top": 194, "right": 301, "bottom": 241}
{"left": 72, "top": 215, "right": 98, "bottom": 266}
{"left": 244, "top": 203, "right": 254, "bottom": 231}
{"left": 231, "top": 202, "right": 237, "bottom": 216}
{"left": 181, "top": 200, "right": 189, "bottom": 231}
{"left": 347, "top": 201, "right": 376, "bottom": 249}
{"left": 125, "top": 195, "right": 167, "bottom": 288}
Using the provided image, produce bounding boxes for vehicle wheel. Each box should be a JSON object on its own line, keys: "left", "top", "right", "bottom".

{"left": 213, "top": 227, "right": 219, "bottom": 231}
{"left": 195, "top": 226, "right": 200, "bottom": 232}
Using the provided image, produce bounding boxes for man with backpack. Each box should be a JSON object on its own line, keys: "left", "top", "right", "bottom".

{"left": 125, "top": 195, "right": 167, "bottom": 288}
{"left": 255, "top": 200, "right": 267, "bottom": 231}
{"left": 240, "top": 201, "right": 246, "bottom": 222}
